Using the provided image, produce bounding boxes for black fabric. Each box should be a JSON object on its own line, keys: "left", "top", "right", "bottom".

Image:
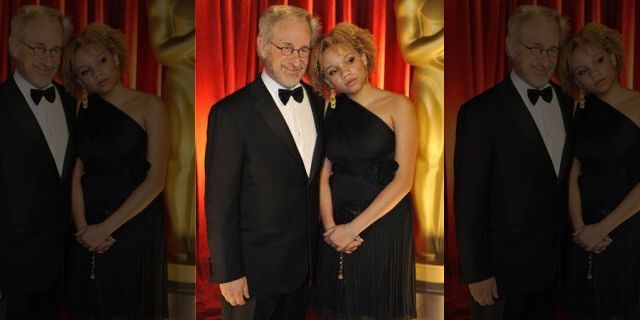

{"left": 0, "top": 285, "right": 61, "bottom": 320}
{"left": 314, "top": 95, "right": 416, "bottom": 319}
{"left": 470, "top": 285, "right": 556, "bottom": 320}
{"left": 221, "top": 282, "right": 309, "bottom": 320}
{"left": 67, "top": 95, "right": 167, "bottom": 319}
{"left": 564, "top": 95, "right": 640, "bottom": 319}
{"left": 454, "top": 79, "right": 573, "bottom": 296}
{"left": 0, "top": 78, "right": 76, "bottom": 296}
{"left": 30, "top": 86, "right": 56, "bottom": 105}
{"left": 527, "top": 86, "right": 552, "bottom": 105}
{"left": 205, "top": 79, "right": 324, "bottom": 297}
{"left": 278, "top": 86, "right": 303, "bottom": 105}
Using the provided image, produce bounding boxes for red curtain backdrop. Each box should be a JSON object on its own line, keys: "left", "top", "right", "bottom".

{"left": 0, "top": 0, "right": 161, "bottom": 96}
{"left": 445, "top": 1, "right": 640, "bottom": 318}
{"left": 195, "top": 1, "right": 410, "bottom": 318}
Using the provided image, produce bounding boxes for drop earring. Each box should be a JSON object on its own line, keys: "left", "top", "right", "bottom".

{"left": 329, "top": 89, "right": 336, "bottom": 109}
{"left": 578, "top": 89, "right": 585, "bottom": 109}
{"left": 82, "top": 88, "right": 88, "bottom": 109}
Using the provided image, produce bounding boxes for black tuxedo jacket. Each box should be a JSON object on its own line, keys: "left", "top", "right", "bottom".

{"left": 0, "top": 78, "right": 76, "bottom": 295}
{"left": 454, "top": 78, "right": 573, "bottom": 295}
{"left": 205, "top": 78, "right": 324, "bottom": 295}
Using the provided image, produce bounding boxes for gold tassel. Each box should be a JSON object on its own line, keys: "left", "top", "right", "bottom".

{"left": 586, "top": 252, "right": 593, "bottom": 280}
{"left": 90, "top": 253, "right": 96, "bottom": 279}
{"left": 337, "top": 252, "right": 344, "bottom": 280}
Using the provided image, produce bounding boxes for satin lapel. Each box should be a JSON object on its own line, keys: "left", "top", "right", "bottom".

{"left": 55, "top": 82, "right": 76, "bottom": 182}
{"left": 249, "top": 79, "right": 306, "bottom": 168}
{"left": 553, "top": 83, "right": 573, "bottom": 180}
{"left": 1, "top": 78, "right": 57, "bottom": 169}
{"left": 499, "top": 79, "right": 554, "bottom": 166}
{"left": 304, "top": 83, "right": 324, "bottom": 181}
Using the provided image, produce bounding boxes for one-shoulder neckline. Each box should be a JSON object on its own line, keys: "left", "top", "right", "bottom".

{"left": 340, "top": 95, "right": 395, "bottom": 136}
{"left": 90, "top": 95, "right": 147, "bottom": 134}
{"left": 588, "top": 95, "right": 640, "bottom": 130}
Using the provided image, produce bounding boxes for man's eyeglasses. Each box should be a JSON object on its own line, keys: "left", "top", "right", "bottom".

{"left": 270, "top": 42, "right": 311, "bottom": 58}
{"left": 519, "top": 41, "right": 559, "bottom": 58}
{"left": 22, "top": 42, "right": 63, "bottom": 58}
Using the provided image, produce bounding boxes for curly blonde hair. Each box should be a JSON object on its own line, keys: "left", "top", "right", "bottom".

{"left": 60, "top": 22, "right": 128, "bottom": 94}
{"left": 557, "top": 22, "right": 625, "bottom": 95}
{"left": 308, "top": 22, "right": 376, "bottom": 95}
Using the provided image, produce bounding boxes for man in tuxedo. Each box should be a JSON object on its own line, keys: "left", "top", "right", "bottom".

{"left": 0, "top": 5, "right": 75, "bottom": 320}
{"left": 205, "top": 5, "right": 324, "bottom": 320}
{"left": 454, "top": 5, "right": 576, "bottom": 319}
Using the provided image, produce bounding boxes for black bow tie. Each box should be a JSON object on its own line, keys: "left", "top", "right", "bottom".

{"left": 30, "top": 87, "right": 56, "bottom": 105}
{"left": 527, "top": 87, "right": 553, "bottom": 105}
{"left": 278, "top": 87, "right": 304, "bottom": 105}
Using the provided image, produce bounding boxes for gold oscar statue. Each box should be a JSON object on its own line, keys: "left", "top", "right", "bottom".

{"left": 395, "top": 0, "right": 444, "bottom": 286}
{"left": 147, "top": 0, "right": 195, "bottom": 267}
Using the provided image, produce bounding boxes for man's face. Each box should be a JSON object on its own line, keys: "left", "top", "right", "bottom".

{"left": 9, "top": 17, "right": 63, "bottom": 89}
{"left": 507, "top": 18, "right": 560, "bottom": 89}
{"left": 258, "top": 18, "right": 311, "bottom": 88}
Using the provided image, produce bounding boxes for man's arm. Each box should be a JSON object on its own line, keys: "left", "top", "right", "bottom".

{"left": 204, "top": 104, "right": 246, "bottom": 286}
{"left": 454, "top": 102, "right": 497, "bottom": 304}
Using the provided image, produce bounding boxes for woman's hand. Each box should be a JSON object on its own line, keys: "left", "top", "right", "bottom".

{"left": 324, "top": 224, "right": 364, "bottom": 252}
{"left": 573, "top": 223, "right": 611, "bottom": 252}
{"left": 76, "top": 224, "right": 115, "bottom": 252}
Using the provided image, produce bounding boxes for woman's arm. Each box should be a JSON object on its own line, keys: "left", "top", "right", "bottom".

{"left": 329, "top": 95, "right": 418, "bottom": 250}
{"left": 319, "top": 158, "right": 335, "bottom": 231}
{"left": 71, "top": 158, "right": 87, "bottom": 231}
{"left": 578, "top": 182, "right": 640, "bottom": 251}
{"left": 568, "top": 158, "right": 584, "bottom": 231}
{"left": 80, "top": 95, "right": 170, "bottom": 250}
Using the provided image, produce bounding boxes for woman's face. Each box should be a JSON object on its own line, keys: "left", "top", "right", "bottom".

{"left": 570, "top": 44, "right": 617, "bottom": 96}
{"left": 320, "top": 44, "right": 368, "bottom": 95}
{"left": 74, "top": 45, "right": 120, "bottom": 95}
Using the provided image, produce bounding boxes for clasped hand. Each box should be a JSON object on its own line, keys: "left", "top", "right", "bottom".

{"left": 324, "top": 224, "right": 364, "bottom": 254}
{"left": 573, "top": 224, "right": 612, "bottom": 254}
{"left": 76, "top": 224, "right": 116, "bottom": 253}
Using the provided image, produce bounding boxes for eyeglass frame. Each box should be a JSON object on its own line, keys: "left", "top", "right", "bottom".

{"left": 269, "top": 41, "right": 311, "bottom": 58}
{"left": 519, "top": 41, "right": 560, "bottom": 58}
{"left": 21, "top": 42, "right": 63, "bottom": 58}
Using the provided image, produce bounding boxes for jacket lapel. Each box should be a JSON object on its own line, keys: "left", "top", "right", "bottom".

{"left": 499, "top": 79, "right": 556, "bottom": 175}
{"left": 554, "top": 83, "right": 573, "bottom": 181}
{"left": 249, "top": 78, "right": 306, "bottom": 172}
{"left": 55, "top": 82, "right": 76, "bottom": 182}
{"left": 1, "top": 78, "right": 58, "bottom": 173}
{"left": 304, "top": 83, "right": 324, "bottom": 182}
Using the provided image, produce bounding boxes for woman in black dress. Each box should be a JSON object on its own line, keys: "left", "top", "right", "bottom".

{"left": 558, "top": 22, "right": 640, "bottom": 319}
{"left": 61, "top": 23, "right": 169, "bottom": 319}
{"left": 308, "top": 23, "right": 418, "bottom": 319}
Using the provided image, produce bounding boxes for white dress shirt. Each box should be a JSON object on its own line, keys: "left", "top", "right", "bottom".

{"left": 261, "top": 72, "right": 317, "bottom": 177}
{"left": 510, "top": 71, "right": 566, "bottom": 176}
{"left": 14, "top": 71, "right": 68, "bottom": 176}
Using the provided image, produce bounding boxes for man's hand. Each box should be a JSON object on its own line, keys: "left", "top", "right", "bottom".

{"left": 220, "top": 276, "right": 250, "bottom": 306}
{"left": 469, "top": 276, "right": 499, "bottom": 306}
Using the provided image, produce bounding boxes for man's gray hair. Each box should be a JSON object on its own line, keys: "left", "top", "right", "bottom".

{"left": 258, "top": 5, "right": 321, "bottom": 46}
{"left": 10, "top": 5, "right": 73, "bottom": 44}
{"left": 507, "top": 5, "right": 569, "bottom": 44}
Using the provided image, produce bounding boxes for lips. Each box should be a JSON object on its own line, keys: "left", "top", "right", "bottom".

{"left": 97, "top": 77, "right": 110, "bottom": 87}
{"left": 344, "top": 78, "right": 357, "bottom": 87}
{"left": 594, "top": 78, "right": 607, "bottom": 88}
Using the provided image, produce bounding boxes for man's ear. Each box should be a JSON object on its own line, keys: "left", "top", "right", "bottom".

{"left": 257, "top": 34, "right": 267, "bottom": 59}
{"left": 505, "top": 34, "right": 516, "bottom": 60}
{"left": 8, "top": 35, "right": 19, "bottom": 60}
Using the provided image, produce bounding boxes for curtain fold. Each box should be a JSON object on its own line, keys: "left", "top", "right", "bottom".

{"left": 195, "top": 1, "right": 410, "bottom": 318}
{"left": 445, "top": 1, "right": 640, "bottom": 318}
